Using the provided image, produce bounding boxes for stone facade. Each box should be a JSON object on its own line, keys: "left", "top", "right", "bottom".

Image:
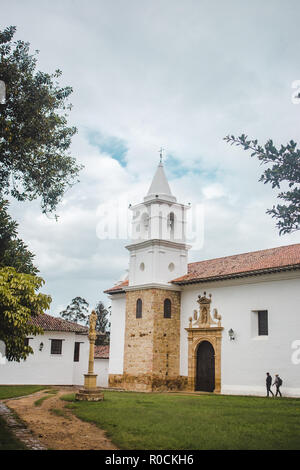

{"left": 109, "top": 288, "right": 184, "bottom": 391}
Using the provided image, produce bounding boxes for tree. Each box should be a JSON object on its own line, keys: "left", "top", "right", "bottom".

{"left": 94, "top": 301, "right": 110, "bottom": 346}
{"left": 0, "top": 199, "right": 38, "bottom": 274}
{"left": 224, "top": 134, "right": 300, "bottom": 235}
{"left": 0, "top": 267, "right": 51, "bottom": 361}
{"left": 60, "top": 296, "right": 89, "bottom": 324}
{"left": 0, "top": 26, "right": 82, "bottom": 214}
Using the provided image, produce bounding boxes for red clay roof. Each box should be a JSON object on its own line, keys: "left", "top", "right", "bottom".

{"left": 172, "top": 243, "right": 300, "bottom": 284}
{"left": 30, "top": 313, "right": 89, "bottom": 334}
{"left": 104, "top": 279, "right": 129, "bottom": 294}
{"left": 94, "top": 345, "right": 109, "bottom": 359}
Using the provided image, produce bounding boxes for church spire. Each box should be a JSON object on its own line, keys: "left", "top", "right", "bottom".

{"left": 144, "top": 158, "right": 177, "bottom": 203}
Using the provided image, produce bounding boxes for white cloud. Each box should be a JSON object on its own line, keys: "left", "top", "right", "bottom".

{"left": 1, "top": 0, "right": 300, "bottom": 314}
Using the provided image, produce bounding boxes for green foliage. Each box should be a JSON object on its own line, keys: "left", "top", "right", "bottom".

{"left": 0, "top": 199, "right": 38, "bottom": 274}
{"left": 94, "top": 301, "right": 110, "bottom": 345}
{"left": 224, "top": 134, "right": 300, "bottom": 234}
{"left": 60, "top": 296, "right": 89, "bottom": 324}
{"left": 60, "top": 297, "right": 110, "bottom": 344}
{"left": 0, "top": 26, "right": 82, "bottom": 214}
{"left": 61, "top": 391, "right": 300, "bottom": 450}
{"left": 0, "top": 267, "right": 51, "bottom": 361}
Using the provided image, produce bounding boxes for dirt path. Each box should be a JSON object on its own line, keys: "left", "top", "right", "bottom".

{"left": 5, "top": 388, "right": 118, "bottom": 450}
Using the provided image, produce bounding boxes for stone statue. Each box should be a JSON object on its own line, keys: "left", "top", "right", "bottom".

{"left": 75, "top": 309, "right": 104, "bottom": 401}
{"left": 88, "top": 310, "right": 97, "bottom": 342}
{"left": 213, "top": 308, "right": 222, "bottom": 327}
{"left": 200, "top": 306, "right": 208, "bottom": 324}
{"left": 190, "top": 292, "right": 222, "bottom": 328}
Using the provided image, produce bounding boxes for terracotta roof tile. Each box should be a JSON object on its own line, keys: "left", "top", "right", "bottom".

{"left": 30, "top": 313, "right": 89, "bottom": 334}
{"left": 172, "top": 243, "right": 300, "bottom": 284}
{"left": 94, "top": 345, "right": 110, "bottom": 359}
{"left": 104, "top": 279, "right": 129, "bottom": 294}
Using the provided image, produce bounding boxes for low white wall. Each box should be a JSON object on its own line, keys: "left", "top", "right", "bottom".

{"left": 0, "top": 331, "right": 89, "bottom": 385}
{"left": 108, "top": 294, "right": 126, "bottom": 375}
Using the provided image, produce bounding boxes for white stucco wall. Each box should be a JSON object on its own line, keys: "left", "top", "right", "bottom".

{"left": 0, "top": 331, "right": 89, "bottom": 385}
{"left": 108, "top": 294, "right": 126, "bottom": 375}
{"left": 180, "top": 271, "right": 300, "bottom": 397}
{"left": 128, "top": 242, "right": 188, "bottom": 286}
{"left": 94, "top": 358, "right": 109, "bottom": 387}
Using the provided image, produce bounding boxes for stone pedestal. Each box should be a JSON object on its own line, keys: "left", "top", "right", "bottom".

{"left": 75, "top": 374, "right": 104, "bottom": 401}
{"left": 84, "top": 373, "right": 97, "bottom": 389}
{"left": 75, "top": 388, "right": 104, "bottom": 401}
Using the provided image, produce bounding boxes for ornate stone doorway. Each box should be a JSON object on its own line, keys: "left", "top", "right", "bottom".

{"left": 186, "top": 292, "right": 223, "bottom": 393}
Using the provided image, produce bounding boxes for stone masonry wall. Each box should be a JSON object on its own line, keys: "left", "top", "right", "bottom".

{"left": 118, "top": 288, "right": 183, "bottom": 391}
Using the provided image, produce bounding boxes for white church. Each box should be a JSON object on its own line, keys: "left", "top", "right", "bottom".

{"left": 105, "top": 160, "right": 300, "bottom": 397}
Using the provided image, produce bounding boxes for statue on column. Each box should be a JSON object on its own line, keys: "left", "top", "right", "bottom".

{"left": 75, "top": 310, "right": 104, "bottom": 401}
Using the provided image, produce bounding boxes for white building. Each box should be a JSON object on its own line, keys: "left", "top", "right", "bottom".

{"left": 0, "top": 313, "right": 109, "bottom": 387}
{"left": 105, "top": 161, "right": 300, "bottom": 397}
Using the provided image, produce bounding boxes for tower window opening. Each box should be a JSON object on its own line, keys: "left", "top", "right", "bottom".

{"left": 168, "top": 212, "right": 175, "bottom": 239}
{"left": 136, "top": 298, "right": 142, "bottom": 318}
{"left": 164, "top": 299, "right": 172, "bottom": 318}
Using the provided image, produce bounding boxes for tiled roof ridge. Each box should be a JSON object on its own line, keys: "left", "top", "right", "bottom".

{"left": 187, "top": 243, "right": 300, "bottom": 268}
{"left": 30, "top": 312, "right": 89, "bottom": 333}
{"left": 173, "top": 243, "right": 300, "bottom": 284}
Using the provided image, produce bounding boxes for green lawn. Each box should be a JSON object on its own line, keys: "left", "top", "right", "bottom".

{"left": 61, "top": 391, "right": 300, "bottom": 450}
{"left": 0, "top": 385, "right": 47, "bottom": 400}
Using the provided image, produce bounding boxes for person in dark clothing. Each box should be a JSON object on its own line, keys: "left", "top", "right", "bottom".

{"left": 266, "top": 372, "right": 274, "bottom": 397}
{"left": 273, "top": 374, "right": 282, "bottom": 397}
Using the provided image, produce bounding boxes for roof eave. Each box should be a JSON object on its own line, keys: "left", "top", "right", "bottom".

{"left": 172, "top": 264, "right": 300, "bottom": 285}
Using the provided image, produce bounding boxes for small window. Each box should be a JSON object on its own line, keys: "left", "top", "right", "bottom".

{"left": 164, "top": 299, "right": 172, "bottom": 318}
{"left": 51, "top": 339, "right": 63, "bottom": 355}
{"left": 258, "top": 310, "right": 268, "bottom": 336}
{"left": 136, "top": 299, "right": 142, "bottom": 318}
{"left": 73, "top": 342, "right": 80, "bottom": 362}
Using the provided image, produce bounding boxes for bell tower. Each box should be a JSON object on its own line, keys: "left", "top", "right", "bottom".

{"left": 127, "top": 160, "right": 190, "bottom": 287}
{"left": 121, "top": 159, "right": 190, "bottom": 392}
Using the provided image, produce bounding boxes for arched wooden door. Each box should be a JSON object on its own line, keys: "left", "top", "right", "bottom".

{"left": 196, "top": 341, "right": 215, "bottom": 392}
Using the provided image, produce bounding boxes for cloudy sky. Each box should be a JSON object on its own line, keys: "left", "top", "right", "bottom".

{"left": 1, "top": 0, "right": 300, "bottom": 315}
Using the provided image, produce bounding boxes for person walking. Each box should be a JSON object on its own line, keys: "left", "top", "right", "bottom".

{"left": 273, "top": 374, "right": 283, "bottom": 397}
{"left": 266, "top": 372, "right": 274, "bottom": 397}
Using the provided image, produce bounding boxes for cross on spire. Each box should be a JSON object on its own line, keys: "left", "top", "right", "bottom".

{"left": 159, "top": 147, "right": 164, "bottom": 164}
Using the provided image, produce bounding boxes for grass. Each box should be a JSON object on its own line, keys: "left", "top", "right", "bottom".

{"left": 0, "top": 385, "right": 47, "bottom": 400}
{"left": 50, "top": 408, "right": 71, "bottom": 420}
{"left": 61, "top": 391, "right": 300, "bottom": 450}
{"left": 0, "top": 416, "right": 27, "bottom": 450}
{"left": 34, "top": 389, "right": 58, "bottom": 407}
{"left": 34, "top": 396, "right": 52, "bottom": 407}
